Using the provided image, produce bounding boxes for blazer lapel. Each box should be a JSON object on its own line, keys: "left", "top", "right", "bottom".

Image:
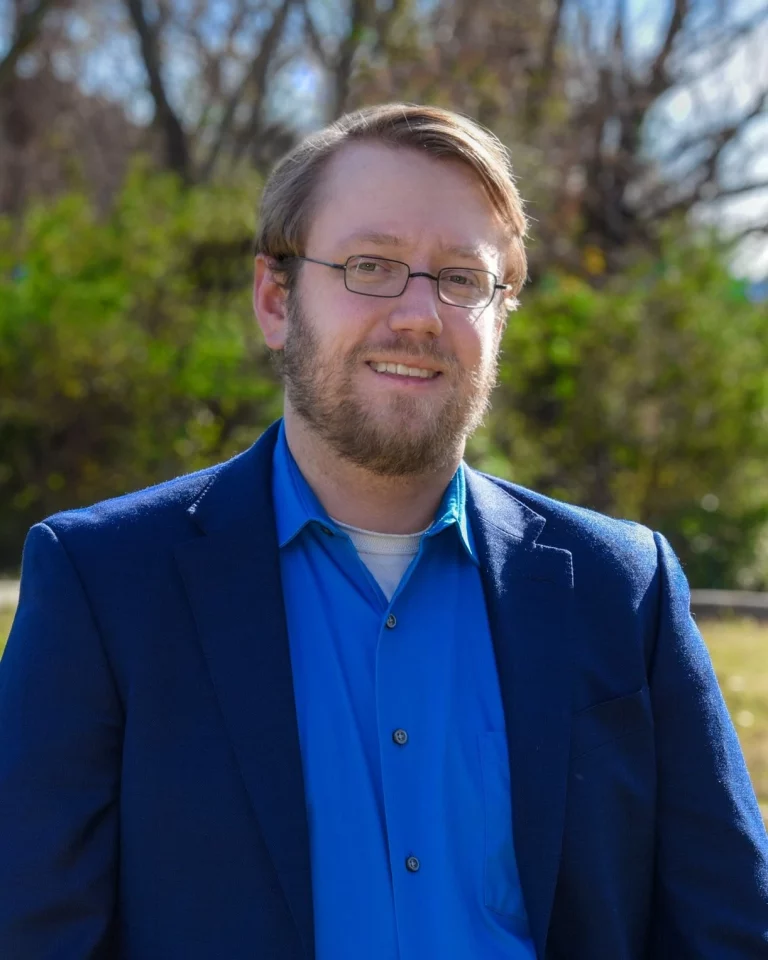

{"left": 466, "top": 469, "right": 574, "bottom": 960}
{"left": 174, "top": 422, "right": 314, "bottom": 960}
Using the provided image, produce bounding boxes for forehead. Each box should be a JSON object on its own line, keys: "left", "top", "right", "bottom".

{"left": 306, "top": 142, "right": 506, "bottom": 259}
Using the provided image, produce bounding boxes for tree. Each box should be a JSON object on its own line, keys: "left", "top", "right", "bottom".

{"left": 341, "top": 0, "right": 768, "bottom": 275}
{"left": 0, "top": 0, "right": 59, "bottom": 91}
{"left": 471, "top": 227, "right": 768, "bottom": 588}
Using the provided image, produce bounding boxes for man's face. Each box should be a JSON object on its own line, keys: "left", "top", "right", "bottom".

{"left": 280, "top": 142, "right": 509, "bottom": 477}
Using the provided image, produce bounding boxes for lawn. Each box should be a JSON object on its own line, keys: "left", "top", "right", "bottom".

{"left": 702, "top": 618, "right": 768, "bottom": 825}
{"left": 0, "top": 607, "right": 12, "bottom": 660}
{"left": 0, "top": 604, "right": 766, "bottom": 823}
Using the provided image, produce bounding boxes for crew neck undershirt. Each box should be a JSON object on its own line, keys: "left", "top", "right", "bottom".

{"left": 330, "top": 518, "right": 429, "bottom": 602}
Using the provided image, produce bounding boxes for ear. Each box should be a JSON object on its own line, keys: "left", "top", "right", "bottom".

{"left": 254, "top": 254, "right": 289, "bottom": 350}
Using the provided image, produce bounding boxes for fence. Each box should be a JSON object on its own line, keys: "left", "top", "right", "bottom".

{"left": 1, "top": 580, "right": 768, "bottom": 621}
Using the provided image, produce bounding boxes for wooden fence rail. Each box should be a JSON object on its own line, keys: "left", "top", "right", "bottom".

{"left": 2, "top": 581, "right": 768, "bottom": 620}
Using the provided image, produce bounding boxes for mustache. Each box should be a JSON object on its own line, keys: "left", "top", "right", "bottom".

{"left": 348, "top": 337, "right": 459, "bottom": 371}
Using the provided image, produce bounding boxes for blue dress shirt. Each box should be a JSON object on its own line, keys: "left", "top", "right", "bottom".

{"left": 272, "top": 422, "right": 536, "bottom": 960}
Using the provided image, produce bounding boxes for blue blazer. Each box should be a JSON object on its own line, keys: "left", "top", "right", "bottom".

{"left": 1, "top": 421, "right": 767, "bottom": 959}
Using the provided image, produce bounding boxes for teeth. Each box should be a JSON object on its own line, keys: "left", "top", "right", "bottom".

{"left": 370, "top": 362, "right": 437, "bottom": 379}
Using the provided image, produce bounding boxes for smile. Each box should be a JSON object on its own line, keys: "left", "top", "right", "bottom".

{"left": 367, "top": 362, "right": 440, "bottom": 379}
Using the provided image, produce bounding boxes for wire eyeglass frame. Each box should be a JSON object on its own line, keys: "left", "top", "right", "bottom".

{"left": 282, "top": 253, "right": 509, "bottom": 310}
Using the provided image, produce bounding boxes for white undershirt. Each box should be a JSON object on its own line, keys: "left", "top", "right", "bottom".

{"left": 331, "top": 519, "right": 428, "bottom": 602}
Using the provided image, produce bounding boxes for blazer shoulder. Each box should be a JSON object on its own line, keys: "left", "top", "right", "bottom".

{"left": 479, "top": 472, "right": 659, "bottom": 575}
{"left": 39, "top": 460, "right": 226, "bottom": 550}
{"left": 27, "top": 424, "right": 280, "bottom": 573}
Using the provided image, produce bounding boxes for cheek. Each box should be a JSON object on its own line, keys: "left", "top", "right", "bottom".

{"left": 454, "top": 316, "right": 494, "bottom": 370}
{"left": 295, "top": 294, "right": 365, "bottom": 359}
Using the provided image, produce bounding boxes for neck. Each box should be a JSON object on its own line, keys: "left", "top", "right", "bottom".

{"left": 282, "top": 405, "right": 462, "bottom": 534}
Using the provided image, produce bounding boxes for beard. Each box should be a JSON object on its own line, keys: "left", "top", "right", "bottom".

{"left": 279, "top": 292, "right": 500, "bottom": 478}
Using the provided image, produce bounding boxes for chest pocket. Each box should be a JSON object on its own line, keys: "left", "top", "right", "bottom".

{"left": 478, "top": 731, "right": 528, "bottom": 920}
{"left": 570, "top": 685, "right": 651, "bottom": 760}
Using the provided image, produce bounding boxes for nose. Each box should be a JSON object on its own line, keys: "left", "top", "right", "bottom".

{"left": 387, "top": 274, "right": 443, "bottom": 339}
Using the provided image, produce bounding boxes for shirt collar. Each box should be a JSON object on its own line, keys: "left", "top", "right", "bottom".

{"left": 272, "top": 420, "right": 332, "bottom": 548}
{"left": 271, "top": 419, "right": 477, "bottom": 564}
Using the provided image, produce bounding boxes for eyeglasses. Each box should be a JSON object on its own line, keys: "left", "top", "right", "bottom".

{"left": 284, "top": 254, "right": 509, "bottom": 309}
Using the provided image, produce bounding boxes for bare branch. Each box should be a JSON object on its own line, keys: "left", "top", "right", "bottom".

{"left": 155, "top": 0, "right": 173, "bottom": 33}
{"left": 220, "top": 0, "right": 298, "bottom": 174}
{"left": 677, "top": 5, "right": 768, "bottom": 66}
{"left": 703, "top": 179, "right": 768, "bottom": 202}
{"left": 659, "top": 88, "right": 768, "bottom": 166}
{"left": 0, "top": 0, "right": 58, "bottom": 90}
{"left": 301, "top": 0, "right": 331, "bottom": 70}
{"left": 181, "top": 0, "right": 250, "bottom": 134}
{"left": 525, "top": 0, "right": 565, "bottom": 127}
{"left": 124, "top": 0, "right": 191, "bottom": 182}
{"left": 649, "top": 0, "right": 689, "bottom": 92}
{"left": 649, "top": 170, "right": 768, "bottom": 220}
{"left": 332, "top": 0, "right": 373, "bottom": 118}
{"left": 726, "top": 223, "right": 768, "bottom": 244}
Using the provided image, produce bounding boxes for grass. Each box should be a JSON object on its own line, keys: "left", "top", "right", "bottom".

{"left": 0, "top": 607, "right": 12, "bottom": 660}
{"left": 702, "top": 617, "right": 768, "bottom": 825}
{"left": 0, "top": 604, "right": 766, "bottom": 823}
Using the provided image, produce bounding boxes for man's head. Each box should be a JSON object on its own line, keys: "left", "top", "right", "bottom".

{"left": 253, "top": 103, "right": 527, "bottom": 477}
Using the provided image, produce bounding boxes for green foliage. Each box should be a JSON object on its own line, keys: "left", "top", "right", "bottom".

{"left": 0, "top": 163, "right": 281, "bottom": 570}
{"left": 1, "top": 173, "right": 766, "bottom": 589}
{"left": 471, "top": 229, "right": 768, "bottom": 588}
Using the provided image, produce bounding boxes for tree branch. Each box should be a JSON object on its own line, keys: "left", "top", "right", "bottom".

{"left": 301, "top": 0, "right": 330, "bottom": 69}
{"left": 124, "top": 0, "right": 191, "bottom": 183}
{"left": 525, "top": 0, "right": 565, "bottom": 128}
{"left": 706, "top": 179, "right": 768, "bottom": 202}
{"left": 648, "top": 170, "right": 768, "bottom": 220}
{"left": 0, "top": 0, "right": 58, "bottom": 90}
{"left": 726, "top": 223, "right": 768, "bottom": 244}
{"left": 649, "top": 0, "right": 689, "bottom": 91}
{"left": 223, "top": 0, "right": 298, "bottom": 172}
{"left": 332, "top": 0, "right": 372, "bottom": 117}
{"left": 660, "top": 87, "right": 768, "bottom": 165}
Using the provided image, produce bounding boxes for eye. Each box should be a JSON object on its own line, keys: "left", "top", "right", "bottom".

{"left": 353, "top": 258, "right": 398, "bottom": 275}
{"left": 444, "top": 271, "right": 479, "bottom": 287}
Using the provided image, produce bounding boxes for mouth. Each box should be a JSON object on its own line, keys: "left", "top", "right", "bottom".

{"left": 366, "top": 361, "right": 442, "bottom": 381}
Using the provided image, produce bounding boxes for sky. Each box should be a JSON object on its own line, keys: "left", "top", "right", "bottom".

{"left": 2, "top": 0, "right": 766, "bottom": 277}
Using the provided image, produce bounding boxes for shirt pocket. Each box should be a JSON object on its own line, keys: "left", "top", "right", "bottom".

{"left": 478, "top": 731, "right": 527, "bottom": 920}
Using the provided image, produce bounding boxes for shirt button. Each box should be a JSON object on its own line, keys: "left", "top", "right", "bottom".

{"left": 386, "top": 613, "right": 397, "bottom": 629}
{"left": 405, "top": 856, "right": 420, "bottom": 873}
{"left": 392, "top": 729, "right": 408, "bottom": 746}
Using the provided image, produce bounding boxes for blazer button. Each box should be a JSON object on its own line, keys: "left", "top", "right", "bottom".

{"left": 386, "top": 613, "right": 397, "bottom": 629}
{"left": 392, "top": 729, "right": 408, "bottom": 746}
{"left": 405, "top": 856, "right": 420, "bottom": 873}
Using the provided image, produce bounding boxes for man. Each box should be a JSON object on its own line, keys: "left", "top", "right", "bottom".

{"left": 0, "top": 103, "right": 766, "bottom": 960}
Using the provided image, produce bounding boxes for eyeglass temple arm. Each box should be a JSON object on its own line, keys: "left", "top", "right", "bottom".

{"left": 294, "top": 255, "right": 345, "bottom": 271}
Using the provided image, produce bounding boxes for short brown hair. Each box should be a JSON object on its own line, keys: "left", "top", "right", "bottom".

{"left": 255, "top": 103, "right": 528, "bottom": 297}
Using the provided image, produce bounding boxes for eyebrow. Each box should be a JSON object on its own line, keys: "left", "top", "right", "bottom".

{"left": 336, "top": 230, "right": 491, "bottom": 262}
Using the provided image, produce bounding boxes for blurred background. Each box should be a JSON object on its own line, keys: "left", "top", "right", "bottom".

{"left": 0, "top": 0, "right": 766, "bottom": 818}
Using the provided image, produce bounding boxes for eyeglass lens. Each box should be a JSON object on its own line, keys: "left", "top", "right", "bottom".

{"left": 344, "top": 256, "right": 494, "bottom": 307}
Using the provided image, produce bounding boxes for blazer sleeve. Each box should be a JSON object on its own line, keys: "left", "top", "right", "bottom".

{"left": 0, "top": 522, "right": 123, "bottom": 959}
{"left": 648, "top": 531, "right": 768, "bottom": 957}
